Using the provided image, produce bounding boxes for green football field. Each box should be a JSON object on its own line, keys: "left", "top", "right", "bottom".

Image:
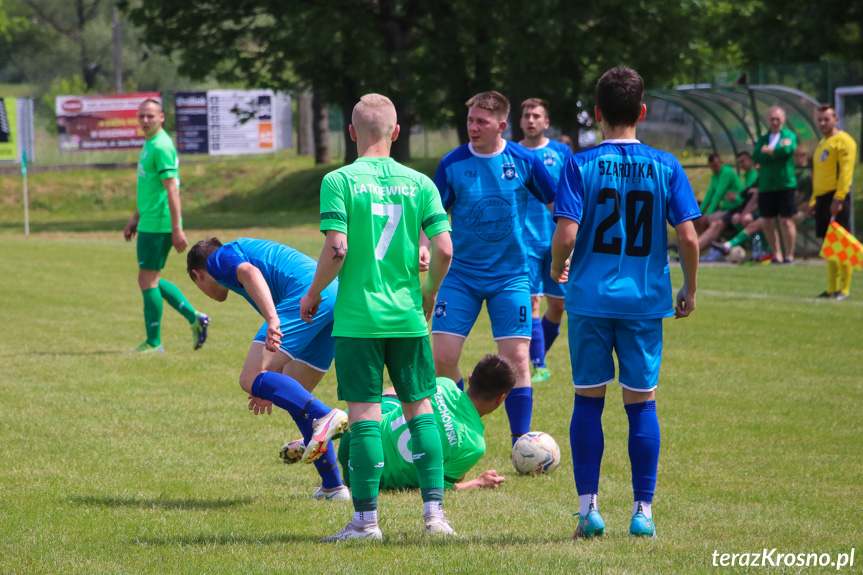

{"left": 0, "top": 228, "right": 860, "bottom": 574}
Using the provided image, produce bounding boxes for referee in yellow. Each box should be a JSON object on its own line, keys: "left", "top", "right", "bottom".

{"left": 809, "top": 103, "right": 858, "bottom": 300}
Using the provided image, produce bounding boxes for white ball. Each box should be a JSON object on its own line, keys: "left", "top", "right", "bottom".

{"left": 727, "top": 245, "right": 746, "bottom": 264}
{"left": 511, "top": 431, "right": 561, "bottom": 475}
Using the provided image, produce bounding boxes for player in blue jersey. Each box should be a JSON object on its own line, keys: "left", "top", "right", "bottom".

{"left": 550, "top": 68, "right": 700, "bottom": 539}
{"left": 518, "top": 98, "right": 573, "bottom": 384}
{"left": 424, "top": 91, "right": 557, "bottom": 446}
{"left": 186, "top": 237, "right": 350, "bottom": 501}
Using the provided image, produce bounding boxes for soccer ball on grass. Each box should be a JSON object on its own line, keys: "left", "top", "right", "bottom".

{"left": 511, "top": 431, "right": 561, "bottom": 475}
{"left": 727, "top": 245, "right": 746, "bottom": 264}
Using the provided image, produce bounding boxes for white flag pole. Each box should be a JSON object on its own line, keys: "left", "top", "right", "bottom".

{"left": 22, "top": 149, "right": 29, "bottom": 238}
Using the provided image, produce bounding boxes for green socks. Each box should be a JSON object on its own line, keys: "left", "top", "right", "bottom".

{"left": 408, "top": 413, "right": 444, "bottom": 502}
{"left": 158, "top": 279, "right": 198, "bottom": 324}
{"left": 728, "top": 230, "right": 749, "bottom": 249}
{"left": 142, "top": 280, "right": 199, "bottom": 347}
{"left": 348, "top": 419, "right": 384, "bottom": 511}
{"left": 142, "top": 287, "right": 163, "bottom": 347}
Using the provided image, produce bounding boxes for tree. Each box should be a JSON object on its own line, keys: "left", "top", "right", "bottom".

{"left": 122, "top": 0, "right": 746, "bottom": 161}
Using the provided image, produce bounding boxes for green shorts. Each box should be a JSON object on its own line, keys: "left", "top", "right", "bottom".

{"left": 334, "top": 336, "right": 435, "bottom": 403}
{"left": 137, "top": 231, "right": 173, "bottom": 271}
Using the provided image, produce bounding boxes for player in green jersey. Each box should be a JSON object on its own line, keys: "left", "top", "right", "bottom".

{"left": 300, "top": 94, "right": 454, "bottom": 542}
{"left": 341, "top": 354, "right": 516, "bottom": 491}
{"left": 283, "top": 354, "right": 516, "bottom": 492}
{"left": 124, "top": 99, "right": 208, "bottom": 353}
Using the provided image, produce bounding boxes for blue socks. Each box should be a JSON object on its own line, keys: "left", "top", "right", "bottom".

{"left": 570, "top": 394, "right": 605, "bottom": 495}
{"left": 251, "top": 372, "right": 331, "bottom": 420}
{"left": 505, "top": 387, "right": 533, "bottom": 445}
{"left": 529, "top": 318, "right": 546, "bottom": 368}
{"left": 251, "top": 371, "right": 343, "bottom": 488}
{"left": 625, "top": 401, "right": 660, "bottom": 503}
{"left": 541, "top": 316, "right": 560, "bottom": 353}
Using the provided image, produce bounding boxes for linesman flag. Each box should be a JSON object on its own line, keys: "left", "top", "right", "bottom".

{"left": 820, "top": 221, "right": 863, "bottom": 270}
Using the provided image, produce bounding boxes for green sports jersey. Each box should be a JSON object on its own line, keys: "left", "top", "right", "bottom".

{"left": 742, "top": 167, "right": 758, "bottom": 191}
{"left": 320, "top": 157, "right": 451, "bottom": 337}
{"left": 700, "top": 164, "right": 742, "bottom": 214}
{"left": 379, "top": 377, "right": 485, "bottom": 490}
{"left": 137, "top": 129, "right": 180, "bottom": 233}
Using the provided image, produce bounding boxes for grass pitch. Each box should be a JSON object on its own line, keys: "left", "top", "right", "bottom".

{"left": 1, "top": 223, "right": 860, "bottom": 574}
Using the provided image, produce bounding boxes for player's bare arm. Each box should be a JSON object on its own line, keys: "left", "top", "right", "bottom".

{"left": 674, "top": 220, "right": 699, "bottom": 319}
{"left": 418, "top": 229, "right": 432, "bottom": 272}
{"left": 300, "top": 230, "right": 347, "bottom": 323}
{"left": 422, "top": 231, "right": 453, "bottom": 320}
{"left": 453, "top": 469, "right": 506, "bottom": 491}
{"left": 551, "top": 217, "right": 579, "bottom": 283}
{"left": 163, "top": 177, "right": 187, "bottom": 253}
{"left": 124, "top": 209, "right": 140, "bottom": 241}
{"left": 235, "top": 262, "right": 283, "bottom": 350}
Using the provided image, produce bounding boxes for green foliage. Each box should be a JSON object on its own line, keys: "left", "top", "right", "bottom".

{"left": 0, "top": 0, "right": 27, "bottom": 40}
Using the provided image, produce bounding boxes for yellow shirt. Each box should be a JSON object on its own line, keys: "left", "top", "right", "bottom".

{"left": 811, "top": 130, "right": 857, "bottom": 205}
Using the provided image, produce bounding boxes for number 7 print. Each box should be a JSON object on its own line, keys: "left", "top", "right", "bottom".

{"left": 371, "top": 203, "right": 403, "bottom": 260}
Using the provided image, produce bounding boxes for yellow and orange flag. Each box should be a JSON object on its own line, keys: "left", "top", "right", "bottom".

{"left": 820, "top": 221, "right": 863, "bottom": 270}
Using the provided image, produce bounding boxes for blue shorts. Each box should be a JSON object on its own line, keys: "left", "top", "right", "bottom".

{"left": 253, "top": 294, "right": 335, "bottom": 372}
{"left": 568, "top": 315, "right": 663, "bottom": 391}
{"left": 528, "top": 250, "right": 566, "bottom": 299}
{"left": 431, "top": 271, "right": 531, "bottom": 340}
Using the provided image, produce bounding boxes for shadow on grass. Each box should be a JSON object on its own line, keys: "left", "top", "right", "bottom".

{"left": 0, "top": 159, "right": 440, "bottom": 235}
{"left": 0, "top": 350, "right": 127, "bottom": 357}
{"left": 131, "top": 531, "right": 575, "bottom": 547}
{"left": 0, "top": 211, "right": 319, "bottom": 235}
{"left": 72, "top": 495, "right": 253, "bottom": 510}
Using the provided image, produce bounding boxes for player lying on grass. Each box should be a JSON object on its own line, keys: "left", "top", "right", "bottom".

{"left": 281, "top": 354, "right": 517, "bottom": 492}
{"left": 187, "top": 237, "right": 350, "bottom": 500}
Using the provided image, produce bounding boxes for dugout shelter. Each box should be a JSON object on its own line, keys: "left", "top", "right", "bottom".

{"left": 640, "top": 85, "right": 845, "bottom": 253}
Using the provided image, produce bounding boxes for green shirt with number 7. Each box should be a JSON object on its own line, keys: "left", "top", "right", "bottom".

{"left": 319, "top": 157, "right": 451, "bottom": 338}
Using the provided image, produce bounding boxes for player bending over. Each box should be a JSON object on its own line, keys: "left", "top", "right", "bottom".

{"left": 284, "top": 354, "right": 516, "bottom": 493}
{"left": 551, "top": 67, "right": 700, "bottom": 539}
{"left": 187, "top": 237, "right": 350, "bottom": 501}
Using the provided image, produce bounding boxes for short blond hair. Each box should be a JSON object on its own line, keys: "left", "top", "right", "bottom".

{"left": 466, "top": 91, "right": 510, "bottom": 121}
{"left": 352, "top": 93, "right": 397, "bottom": 140}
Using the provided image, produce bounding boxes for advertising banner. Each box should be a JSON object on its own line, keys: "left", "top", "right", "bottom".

{"left": 207, "top": 89, "right": 275, "bottom": 155}
{"left": 0, "top": 97, "right": 17, "bottom": 161}
{"left": 0, "top": 97, "right": 35, "bottom": 164}
{"left": 55, "top": 92, "right": 161, "bottom": 152}
{"left": 174, "top": 91, "right": 209, "bottom": 155}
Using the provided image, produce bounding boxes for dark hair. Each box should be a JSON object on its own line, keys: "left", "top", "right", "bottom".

{"left": 817, "top": 103, "right": 836, "bottom": 114}
{"left": 736, "top": 151, "right": 752, "bottom": 160}
{"left": 595, "top": 67, "right": 644, "bottom": 128}
{"left": 707, "top": 152, "right": 721, "bottom": 163}
{"left": 467, "top": 354, "right": 517, "bottom": 401}
{"left": 187, "top": 237, "right": 222, "bottom": 279}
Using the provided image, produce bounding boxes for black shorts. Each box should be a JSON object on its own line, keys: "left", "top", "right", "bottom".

{"left": 721, "top": 201, "right": 749, "bottom": 228}
{"left": 757, "top": 189, "right": 797, "bottom": 218}
{"left": 814, "top": 191, "right": 851, "bottom": 238}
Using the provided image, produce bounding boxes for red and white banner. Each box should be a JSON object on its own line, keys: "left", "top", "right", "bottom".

{"left": 55, "top": 93, "right": 161, "bottom": 153}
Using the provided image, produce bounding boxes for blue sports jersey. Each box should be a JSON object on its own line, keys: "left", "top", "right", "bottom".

{"left": 522, "top": 139, "right": 572, "bottom": 258}
{"left": 206, "top": 238, "right": 334, "bottom": 314}
{"left": 434, "top": 141, "right": 556, "bottom": 278}
{"left": 554, "top": 140, "right": 700, "bottom": 319}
